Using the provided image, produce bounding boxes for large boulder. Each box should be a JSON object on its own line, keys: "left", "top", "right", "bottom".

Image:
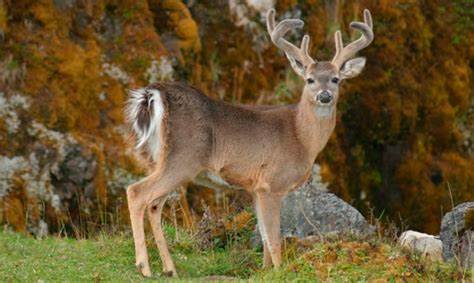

{"left": 440, "top": 202, "right": 474, "bottom": 269}
{"left": 399, "top": 230, "right": 442, "bottom": 261}
{"left": 280, "top": 165, "right": 375, "bottom": 239}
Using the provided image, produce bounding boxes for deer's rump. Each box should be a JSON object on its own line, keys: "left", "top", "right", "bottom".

{"left": 126, "top": 82, "right": 215, "bottom": 164}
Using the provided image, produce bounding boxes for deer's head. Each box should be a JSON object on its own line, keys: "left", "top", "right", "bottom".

{"left": 267, "top": 9, "right": 374, "bottom": 117}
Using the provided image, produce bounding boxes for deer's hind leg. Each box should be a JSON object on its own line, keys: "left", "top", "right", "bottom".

{"left": 147, "top": 195, "right": 176, "bottom": 277}
{"left": 144, "top": 162, "right": 202, "bottom": 277}
{"left": 127, "top": 176, "right": 157, "bottom": 277}
{"left": 127, "top": 165, "right": 196, "bottom": 277}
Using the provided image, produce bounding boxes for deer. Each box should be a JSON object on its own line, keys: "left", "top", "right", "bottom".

{"left": 125, "top": 8, "right": 374, "bottom": 277}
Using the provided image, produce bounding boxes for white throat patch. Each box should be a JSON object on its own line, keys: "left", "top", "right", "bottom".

{"left": 314, "top": 106, "right": 334, "bottom": 118}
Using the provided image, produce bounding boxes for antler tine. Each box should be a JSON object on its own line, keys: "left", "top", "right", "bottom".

{"left": 332, "top": 9, "right": 374, "bottom": 68}
{"left": 266, "top": 9, "right": 314, "bottom": 67}
{"left": 301, "top": 35, "right": 311, "bottom": 60}
{"left": 333, "top": 31, "right": 343, "bottom": 61}
{"left": 363, "top": 9, "right": 373, "bottom": 29}
{"left": 266, "top": 8, "right": 276, "bottom": 33}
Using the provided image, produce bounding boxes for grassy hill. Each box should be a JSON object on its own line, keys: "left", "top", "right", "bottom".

{"left": 0, "top": 227, "right": 469, "bottom": 282}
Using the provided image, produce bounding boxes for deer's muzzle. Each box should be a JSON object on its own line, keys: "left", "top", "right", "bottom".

{"left": 317, "top": 90, "right": 333, "bottom": 104}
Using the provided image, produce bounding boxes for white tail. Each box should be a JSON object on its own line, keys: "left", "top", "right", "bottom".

{"left": 126, "top": 88, "right": 166, "bottom": 161}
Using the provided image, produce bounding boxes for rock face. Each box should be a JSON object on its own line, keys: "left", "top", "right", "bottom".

{"left": 440, "top": 202, "right": 474, "bottom": 269}
{"left": 1, "top": 0, "right": 472, "bottom": 237}
{"left": 399, "top": 230, "right": 442, "bottom": 261}
{"left": 280, "top": 166, "right": 375, "bottom": 239}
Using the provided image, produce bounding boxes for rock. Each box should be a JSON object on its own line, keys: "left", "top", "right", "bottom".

{"left": 459, "top": 230, "right": 473, "bottom": 270}
{"left": 280, "top": 165, "right": 375, "bottom": 239}
{"left": 280, "top": 170, "right": 376, "bottom": 239}
{"left": 440, "top": 202, "right": 474, "bottom": 269}
{"left": 399, "top": 230, "right": 442, "bottom": 261}
{"left": 61, "top": 146, "right": 97, "bottom": 186}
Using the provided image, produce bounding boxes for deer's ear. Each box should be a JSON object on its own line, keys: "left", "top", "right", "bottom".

{"left": 285, "top": 53, "right": 306, "bottom": 77}
{"left": 340, "top": 57, "right": 366, "bottom": 80}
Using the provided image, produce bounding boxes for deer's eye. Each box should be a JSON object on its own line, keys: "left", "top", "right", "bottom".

{"left": 331, "top": 77, "right": 339, "bottom": 84}
{"left": 307, "top": 78, "right": 315, "bottom": 84}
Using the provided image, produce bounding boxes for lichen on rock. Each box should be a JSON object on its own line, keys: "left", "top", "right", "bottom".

{"left": 0, "top": 92, "right": 29, "bottom": 134}
{"left": 146, "top": 56, "right": 174, "bottom": 84}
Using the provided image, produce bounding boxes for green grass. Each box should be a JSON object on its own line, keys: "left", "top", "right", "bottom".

{"left": 0, "top": 227, "right": 260, "bottom": 282}
{"left": 0, "top": 228, "right": 469, "bottom": 282}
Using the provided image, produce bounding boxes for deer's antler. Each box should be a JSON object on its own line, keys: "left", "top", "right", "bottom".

{"left": 266, "top": 9, "right": 314, "bottom": 70}
{"left": 332, "top": 9, "right": 373, "bottom": 68}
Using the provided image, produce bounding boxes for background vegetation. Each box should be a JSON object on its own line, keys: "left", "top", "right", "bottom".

{"left": 0, "top": 0, "right": 472, "bottom": 237}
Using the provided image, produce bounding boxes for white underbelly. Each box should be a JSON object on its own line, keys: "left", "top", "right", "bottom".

{"left": 193, "top": 170, "right": 244, "bottom": 191}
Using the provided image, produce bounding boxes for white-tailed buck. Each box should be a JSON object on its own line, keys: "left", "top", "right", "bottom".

{"left": 125, "top": 8, "right": 374, "bottom": 277}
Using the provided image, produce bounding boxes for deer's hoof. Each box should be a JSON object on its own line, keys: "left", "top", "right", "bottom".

{"left": 163, "top": 270, "right": 178, "bottom": 277}
{"left": 136, "top": 262, "right": 152, "bottom": 277}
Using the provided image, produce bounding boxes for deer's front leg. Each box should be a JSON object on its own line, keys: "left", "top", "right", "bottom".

{"left": 255, "top": 192, "right": 283, "bottom": 268}
{"left": 263, "top": 241, "right": 273, "bottom": 268}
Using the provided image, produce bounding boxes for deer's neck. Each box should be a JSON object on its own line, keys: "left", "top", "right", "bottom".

{"left": 295, "top": 98, "right": 337, "bottom": 160}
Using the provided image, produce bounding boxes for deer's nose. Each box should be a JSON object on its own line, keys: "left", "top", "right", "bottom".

{"left": 317, "top": 91, "right": 333, "bottom": 104}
